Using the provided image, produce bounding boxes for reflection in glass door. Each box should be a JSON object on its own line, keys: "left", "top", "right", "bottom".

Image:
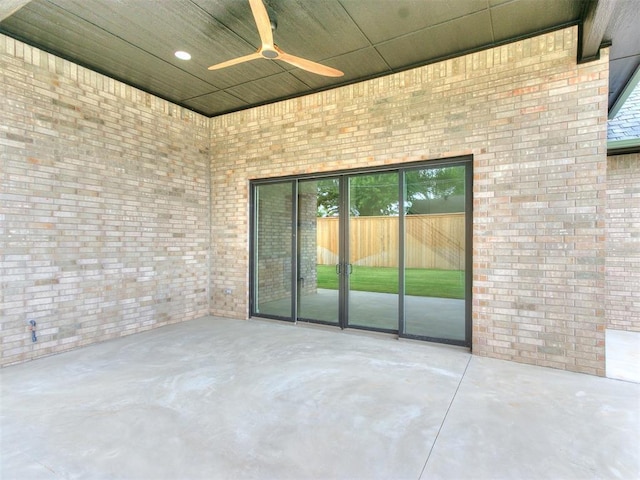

{"left": 253, "top": 181, "right": 294, "bottom": 320}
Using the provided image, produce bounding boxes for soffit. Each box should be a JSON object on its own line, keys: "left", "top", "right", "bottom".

{"left": 0, "top": 0, "right": 637, "bottom": 117}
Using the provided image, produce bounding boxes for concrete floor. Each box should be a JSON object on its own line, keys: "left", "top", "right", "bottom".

{"left": 1, "top": 316, "right": 638, "bottom": 480}
{"left": 260, "top": 289, "right": 466, "bottom": 341}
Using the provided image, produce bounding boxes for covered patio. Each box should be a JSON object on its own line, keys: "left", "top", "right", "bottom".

{"left": 2, "top": 317, "right": 638, "bottom": 479}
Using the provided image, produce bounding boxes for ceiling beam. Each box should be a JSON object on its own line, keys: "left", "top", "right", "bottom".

{"left": 579, "top": 0, "right": 616, "bottom": 63}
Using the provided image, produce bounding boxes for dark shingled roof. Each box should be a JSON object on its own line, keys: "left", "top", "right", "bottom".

{"left": 608, "top": 81, "right": 640, "bottom": 142}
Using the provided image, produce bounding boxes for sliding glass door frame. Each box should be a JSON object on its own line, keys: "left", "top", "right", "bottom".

{"left": 398, "top": 170, "right": 406, "bottom": 336}
{"left": 249, "top": 179, "right": 297, "bottom": 323}
{"left": 338, "top": 176, "right": 349, "bottom": 330}
{"left": 396, "top": 161, "right": 473, "bottom": 347}
{"left": 249, "top": 156, "right": 473, "bottom": 348}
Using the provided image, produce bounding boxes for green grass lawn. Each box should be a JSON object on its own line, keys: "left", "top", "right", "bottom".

{"left": 316, "top": 265, "right": 464, "bottom": 299}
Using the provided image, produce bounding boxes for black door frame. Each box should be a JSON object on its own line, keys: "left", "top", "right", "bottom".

{"left": 249, "top": 156, "right": 473, "bottom": 348}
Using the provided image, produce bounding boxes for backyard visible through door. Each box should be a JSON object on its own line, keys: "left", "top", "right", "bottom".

{"left": 251, "top": 159, "right": 471, "bottom": 346}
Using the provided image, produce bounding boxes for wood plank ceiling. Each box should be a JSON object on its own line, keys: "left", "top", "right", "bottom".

{"left": 1, "top": 0, "right": 638, "bottom": 117}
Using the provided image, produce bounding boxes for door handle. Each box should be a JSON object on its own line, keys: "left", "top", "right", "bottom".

{"left": 336, "top": 263, "right": 352, "bottom": 275}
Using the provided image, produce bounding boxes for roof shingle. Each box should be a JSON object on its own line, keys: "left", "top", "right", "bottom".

{"left": 608, "top": 81, "right": 640, "bottom": 141}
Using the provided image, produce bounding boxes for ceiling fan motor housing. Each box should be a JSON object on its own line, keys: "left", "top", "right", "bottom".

{"left": 262, "top": 49, "right": 279, "bottom": 59}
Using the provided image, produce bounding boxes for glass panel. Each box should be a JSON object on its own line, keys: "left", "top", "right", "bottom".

{"left": 297, "top": 178, "right": 340, "bottom": 324}
{"left": 403, "top": 166, "right": 466, "bottom": 341}
{"left": 253, "top": 182, "right": 293, "bottom": 319}
{"left": 347, "top": 172, "right": 399, "bottom": 331}
{"left": 251, "top": 160, "right": 469, "bottom": 346}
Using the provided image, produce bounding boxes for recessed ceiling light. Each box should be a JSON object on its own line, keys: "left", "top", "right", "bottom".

{"left": 174, "top": 51, "right": 191, "bottom": 61}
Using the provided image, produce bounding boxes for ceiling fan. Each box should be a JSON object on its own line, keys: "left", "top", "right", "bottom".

{"left": 208, "top": 0, "right": 344, "bottom": 77}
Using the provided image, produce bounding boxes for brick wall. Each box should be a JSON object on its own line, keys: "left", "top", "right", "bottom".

{"left": 298, "top": 189, "right": 319, "bottom": 296}
{"left": 606, "top": 153, "right": 640, "bottom": 332}
{"left": 255, "top": 182, "right": 293, "bottom": 304}
{"left": 0, "top": 34, "right": 211, "bottom": 366}
{"left": 1, "top": 27, "right": 618, "bottom": 376}
{"left": 210, "top": 27, "right": 610, "bottom": 375}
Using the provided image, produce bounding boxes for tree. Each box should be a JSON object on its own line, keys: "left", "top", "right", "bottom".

{"left": 349, "top": 173, "right": 399, "bottom": 216}
{"left": 315, "top": 178, "right": 340, "bottom": 217}
{"left": 407, "top": 166, "right": 465, "bottom": 201}
{"left": 315, "top": 166, "right": 465, "bottom": 217}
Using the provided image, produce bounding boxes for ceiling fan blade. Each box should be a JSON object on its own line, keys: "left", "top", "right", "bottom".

{"left": 275, "top": 47, "right": 344, "bottom": 77}
{"left": 208, "top": 51, "right": 262, "bottom": 71}
{"left": 249, "top": 0, "right": 274, "bottom": 48}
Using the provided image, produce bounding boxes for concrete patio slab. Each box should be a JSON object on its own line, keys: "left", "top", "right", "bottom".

{"left": 1, "top": 316, "right": 638, "bottom": 479}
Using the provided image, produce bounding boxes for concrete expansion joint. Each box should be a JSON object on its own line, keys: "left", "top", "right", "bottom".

{"left": 420, "top": 355, "right": 472, "bottom": 478}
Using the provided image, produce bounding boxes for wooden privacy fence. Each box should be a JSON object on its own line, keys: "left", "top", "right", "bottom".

{"left": 316, "top": 213, "right": 465, "bottom": 270}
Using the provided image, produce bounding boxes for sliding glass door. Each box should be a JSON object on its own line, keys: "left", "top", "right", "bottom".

{"left": 402, "top": 165, "right": 469, "bottom": 342}
{"left": 250, "top": 159, "right": 472, "bottom": 347}
{"left": 253, "top": 181, "right": 294, "bottom": 320}
{"left": 346, "top": 172, "right": 399, "bottom": 332}
{"left": 297, "top": 178, "right": 340, "bottom": 325}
